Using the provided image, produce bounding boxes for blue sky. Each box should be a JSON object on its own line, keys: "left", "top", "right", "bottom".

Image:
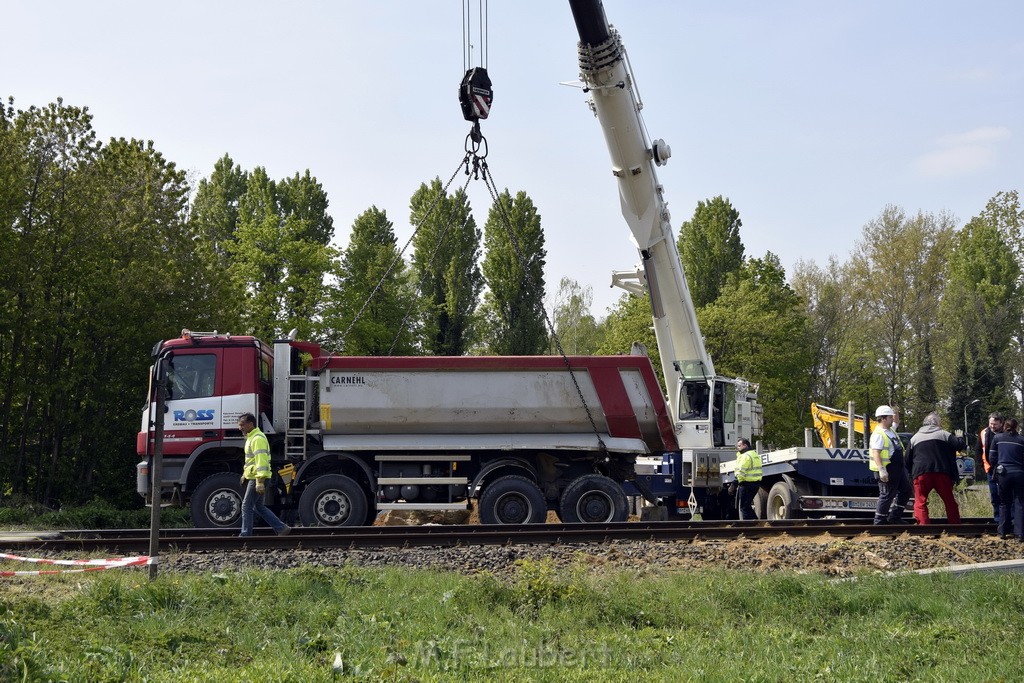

{"left": 5, "top": 0, "right": 1022, "bottom": 315}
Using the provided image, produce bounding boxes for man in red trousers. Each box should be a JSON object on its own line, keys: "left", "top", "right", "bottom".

{"left": 906, "top": 411, "right": 961, "bottom": 524}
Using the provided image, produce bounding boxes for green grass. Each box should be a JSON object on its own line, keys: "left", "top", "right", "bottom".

{"left": 926, "top": 483, "right": 992, "bottom": 520}
{"left": 2, "top": 558, "right": 1023, "bottom": 682}
{"left": 0, "top": 498, "right": 191, "bottom": 530}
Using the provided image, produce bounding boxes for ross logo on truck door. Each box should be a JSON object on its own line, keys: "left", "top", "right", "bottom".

{"left": 173, "top": 409, "right": 216, "bottom": 422}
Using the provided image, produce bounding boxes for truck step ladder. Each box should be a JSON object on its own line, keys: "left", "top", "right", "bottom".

{"left": 285, "top": 374, "right": 316, "bottom": 461}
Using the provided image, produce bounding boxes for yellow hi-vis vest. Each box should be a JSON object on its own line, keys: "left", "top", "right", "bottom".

{"left": 869, "top": 425, "right": 892, "bottom": 471}
{"left": 243, "top": 427, "right": 272, "bottom": 480}
{"left": 736, "top": 448, "right": 763, "bottom": 482}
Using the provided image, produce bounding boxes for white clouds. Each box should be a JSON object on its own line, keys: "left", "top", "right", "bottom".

{"left": 913, "top": 126, "right": 1011, "bottom": 178}
{"left": 937, "top": 127, "right": 1011, "bottom": 147}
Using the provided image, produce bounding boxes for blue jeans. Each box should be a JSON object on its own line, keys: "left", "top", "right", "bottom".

{"left": 737, "top": 482, "right": 760, "bottom": 520}
{"left": 997, "top": 470, "right": 1024, "bottom": 538}
{"left": 989, "top": 476, "right": 1002, "bottom": 523}
{"left": 241, "top": 480, "right": 288, "bottom": 536}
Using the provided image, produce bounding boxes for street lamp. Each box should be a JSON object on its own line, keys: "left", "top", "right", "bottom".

{"left": 964, "top": 398, "right": 982, "bottom": 446}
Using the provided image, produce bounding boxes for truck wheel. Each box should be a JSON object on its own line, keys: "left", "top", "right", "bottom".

{"left": 298, "top": 474, "right": 369, "bottom": 527}
{"left": 766, "top": 481, "right": 800, "bottom": 520}
{"left": 560, "top": 474, "right": 628, "bottom": 523}
{"left": 190, "top": 472, "right": 243, "bottom": 528}
{"left": 752, "top": 486, "right": 769, "bottom": 520}
{"left": 478, "top": 475, "right": 547, "bottom": 525}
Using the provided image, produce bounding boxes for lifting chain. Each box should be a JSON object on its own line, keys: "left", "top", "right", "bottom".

{"left": 478, "top": 160, "right": 609, "bottom": 457}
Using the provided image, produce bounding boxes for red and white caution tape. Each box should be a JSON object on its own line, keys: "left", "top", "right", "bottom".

{"left": 0, "top": 553, "right": 151, "bottom": 576}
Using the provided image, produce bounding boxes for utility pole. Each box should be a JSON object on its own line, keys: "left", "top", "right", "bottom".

{"left": 148, "top": 359, "right": 168, "bottom": 581}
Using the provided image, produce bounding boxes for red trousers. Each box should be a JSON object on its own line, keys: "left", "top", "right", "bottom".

{"left": 913, "top": 472, "right": 961, "bottom": 524}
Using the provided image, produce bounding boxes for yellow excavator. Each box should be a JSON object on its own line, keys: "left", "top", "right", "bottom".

{"left": 810, "top": 403, "right": 882, "bottom": 449}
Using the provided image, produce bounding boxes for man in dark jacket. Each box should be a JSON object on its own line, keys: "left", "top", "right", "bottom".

{"left": 991, "top": 417, "right": 1024, "bottom": 540}
{"left": 907, "top": 411, "right": 961, "bottom": 525}
{"left": 974, "top": 412, "right": 1004, "bottom": 523}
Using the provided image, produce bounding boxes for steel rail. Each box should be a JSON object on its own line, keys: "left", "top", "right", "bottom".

{"left": 0, "top": 518, "right": 997, "bottom": 555}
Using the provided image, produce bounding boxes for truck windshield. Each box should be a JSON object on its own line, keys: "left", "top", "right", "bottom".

{"left": 168, "top": 354, "right": 216, "bottom": 400}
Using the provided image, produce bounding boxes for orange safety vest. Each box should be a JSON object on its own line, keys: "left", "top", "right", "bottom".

{"left": 980, "top": 427, "right": 996, "bottom": 473}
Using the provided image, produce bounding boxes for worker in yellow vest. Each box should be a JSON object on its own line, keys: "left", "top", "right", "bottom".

{"left": 238, "top": 413, "right": 291, "bottom": 537}
{"left": 734, "top": 438, "right": 763, "bottom": 520}
{"left": 869, "top": 405, "right": 911, "bottom": 525}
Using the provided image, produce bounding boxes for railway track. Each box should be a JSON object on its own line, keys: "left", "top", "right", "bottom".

{"left": 0, "top": 518, "right": 997, "bottom": 555}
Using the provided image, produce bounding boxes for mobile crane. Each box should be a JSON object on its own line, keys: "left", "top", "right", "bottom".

{"left": 136, "top": 0, "right": 762, "bottom": 527}
{"left": 567, "top": 0, "right": 764, "bottom": 516}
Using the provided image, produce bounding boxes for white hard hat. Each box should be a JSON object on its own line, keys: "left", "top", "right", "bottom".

{"left": 875, "top": 405, "right": 896, "bottom": 418}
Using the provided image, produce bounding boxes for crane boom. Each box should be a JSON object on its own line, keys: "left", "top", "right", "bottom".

{"left": 568, "top": 0, "right": 760, "bottom": 448}
{"left": 568, "top": 0, "right": 712, "bottom": 378}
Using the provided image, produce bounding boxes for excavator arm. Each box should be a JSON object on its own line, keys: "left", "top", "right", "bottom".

{"left": 810, "top": 402, "right": 878, "bottom": 449}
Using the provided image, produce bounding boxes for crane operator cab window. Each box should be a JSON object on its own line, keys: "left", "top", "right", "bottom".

{"left": 167, "top": 355, "right": 216, "bottom": 400}
{"left": 680, "top": 380, "right": 733, "bottom": 447}
{"left": 679, "top": 381, "right": 710, "bottom": 421}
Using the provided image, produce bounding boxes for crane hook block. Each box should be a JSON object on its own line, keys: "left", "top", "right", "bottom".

{"left": 459, "top": 67, "right": 493, "bottom": 122}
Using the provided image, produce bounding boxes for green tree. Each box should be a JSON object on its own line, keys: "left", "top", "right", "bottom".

{"left": 479, "top": 190, "right": 548, "bottom": 355}
{"left": 190, "top": 153, "right": 248, "bottom": 259}
{"left": 330, "top": 206, "right": 418, "bottom": 355}
{"left": 947, "top": 341, "right": 978, "bottom": 444}
{"left": 277, "top": 171, "right": 336, "bottom": 338}
{"left": 0, "top": 99, "right": 230, "bottom": 506}
{"left": 791, "top": 257, "right": 858, "bottom": 409}
{"left": 183, "top": 154, "right": 245, "bottom": 330}
{"left": 71, "top": 137, "right": 220, "bottom": 504}
{"left": 938, "top": 197, "right": 1021, "bottom": 419}
{"left": 409, "top": 178, "right": 482, "bottom": 355}
{"left": 677, "top": 196, "right": 744, "bottom": 308}
{"left": 975, "top": 191, "right": 1024, "bottom": 403}
{"left": 551, "top": 277, "right": 601, "bottom": 355}
{"left": 846, "top": 206, "right": 953, "bottom": 417}
{"left": 230, "top": 167, "right": 335, "bottom": 341}
{"left": 0, "top": 99, "right": 100, "bottom": 503}
{"left": 698, "top": 253, "right": 813, "bottom": 446}
{"left": 596, "top": 292, "right": 661, "bottom": 382}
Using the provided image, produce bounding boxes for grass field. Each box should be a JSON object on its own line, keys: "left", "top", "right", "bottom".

{"left": 0, "top": 484, "right": 1011, "bottom": 681}
{"left": 3, "top": 557, "right": 1023, "bottom": 682}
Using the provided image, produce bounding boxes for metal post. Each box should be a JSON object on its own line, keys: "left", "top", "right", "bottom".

{"left": 847, "top": 401, "right": 855, "bottom": 449}
{"left": 964, "top": 398, "right": 981, "bottom": 449}
{"left": 148, "top": 359, "right": 168, "bottom": 581}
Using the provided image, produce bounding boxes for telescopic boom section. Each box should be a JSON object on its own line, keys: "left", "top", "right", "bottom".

{"left": 568, "top": 0, "right": 715, "bottom": 416}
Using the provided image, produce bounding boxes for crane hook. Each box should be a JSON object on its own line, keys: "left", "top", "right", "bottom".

{"left": 459, "top": 66, "right": 493, "bottom": 144}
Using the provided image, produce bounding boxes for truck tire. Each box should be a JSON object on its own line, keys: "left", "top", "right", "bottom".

{"left": 191, "top": 472, "right": 244, "bottom": 528}
{"left": 298, "top": 474, "right": 369, "bottom": 527}
{"left": 560, "top": 474, "right": 629, "bottom": 523}
{"left": 752, "top": 486, "right": 768, "bottom": 520}
{"left": 478, "top": 475, "right": 547, "bottom": 525}
{"left": 766, "top": 481, "right": 800, "bottom": 520}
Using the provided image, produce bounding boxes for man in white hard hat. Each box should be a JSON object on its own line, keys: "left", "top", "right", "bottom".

{"left": 869, "top": 405, "right": 912, "bottom": 524}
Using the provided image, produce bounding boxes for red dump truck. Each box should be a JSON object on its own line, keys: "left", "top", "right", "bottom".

{"left": 138, "top": 330, "right": 688, "bottom": 527}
